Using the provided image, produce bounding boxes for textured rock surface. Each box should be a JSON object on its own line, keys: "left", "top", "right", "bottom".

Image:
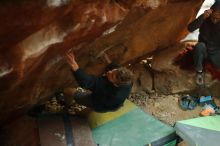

{"left": 131, "top": 63, "right": 153, "bottom": 93}
{"left": 151, "top": 43, "right": 218, "bottom": 95}
{"left": 0, "top": 0, "right": 130, "bottom": 125}
{"left": 0, "top": 0, "right": 203, "bottom": 125}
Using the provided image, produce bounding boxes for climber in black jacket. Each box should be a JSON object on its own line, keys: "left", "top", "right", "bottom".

{"left": 64, "top": 50, "right": 133, "bottom": 112}
{"left": 187, "top": 1, "right": 220, "bottom": 85}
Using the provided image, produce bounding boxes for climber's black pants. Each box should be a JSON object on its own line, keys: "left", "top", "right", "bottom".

{"left": 73, "top": 90, "right": 93, "bottom": 108}
{"left": 193, "top": 42, "right": 220, "bottom": 72}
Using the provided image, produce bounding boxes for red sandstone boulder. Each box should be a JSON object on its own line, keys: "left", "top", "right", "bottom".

{"left": 0, "top": 0, "right": 203, "bottom": 124}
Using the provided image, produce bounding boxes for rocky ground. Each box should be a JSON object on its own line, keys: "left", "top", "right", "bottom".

{"left": 129, "top": 92, "right": 220, "bottom": 126}
{"left": 129, "top": 91, "right": 220, "bottom": 146}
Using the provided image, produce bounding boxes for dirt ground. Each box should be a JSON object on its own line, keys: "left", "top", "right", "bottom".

{"left": 128, "top": 91, "right": 220, "bottom": 146}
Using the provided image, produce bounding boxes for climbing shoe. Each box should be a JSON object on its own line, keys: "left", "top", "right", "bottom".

{"left": 196, "top": 72, "right": 204, "bottom": 86}
{"left": 54, "top": 91, "right": 66, "bottom": 106}
{"left": 179, "top": 95, "right": 197, "bottom": 110}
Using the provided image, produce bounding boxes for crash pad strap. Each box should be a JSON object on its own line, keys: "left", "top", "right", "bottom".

{"left": 146, "top": 132, "right": 178, "bottom": 146}
{"left": 62, "top": 114, "right": 74, "bottom": 146}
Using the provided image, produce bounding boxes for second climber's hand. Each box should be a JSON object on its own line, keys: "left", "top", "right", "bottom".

{"left": 203, "top": 9, "right": 213, "bottom": 19}
{"left": 65, "top": 50, "right": 79, "bottom": 71}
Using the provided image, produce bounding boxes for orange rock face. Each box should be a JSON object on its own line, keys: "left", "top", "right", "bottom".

{"left": 0, "top": 0, "right": 203, "bottom": 125}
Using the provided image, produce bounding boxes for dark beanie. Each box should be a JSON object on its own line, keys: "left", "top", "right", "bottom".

{"left": 211, "top": 1, "right": 220, "bottom": 11}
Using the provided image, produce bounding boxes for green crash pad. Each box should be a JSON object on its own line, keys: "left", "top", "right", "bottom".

{"left": 88, "top": 100, "right": 177, "bottom": 146}
{"left": 175, "top": 115, "right": 220, "bottom": 146}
